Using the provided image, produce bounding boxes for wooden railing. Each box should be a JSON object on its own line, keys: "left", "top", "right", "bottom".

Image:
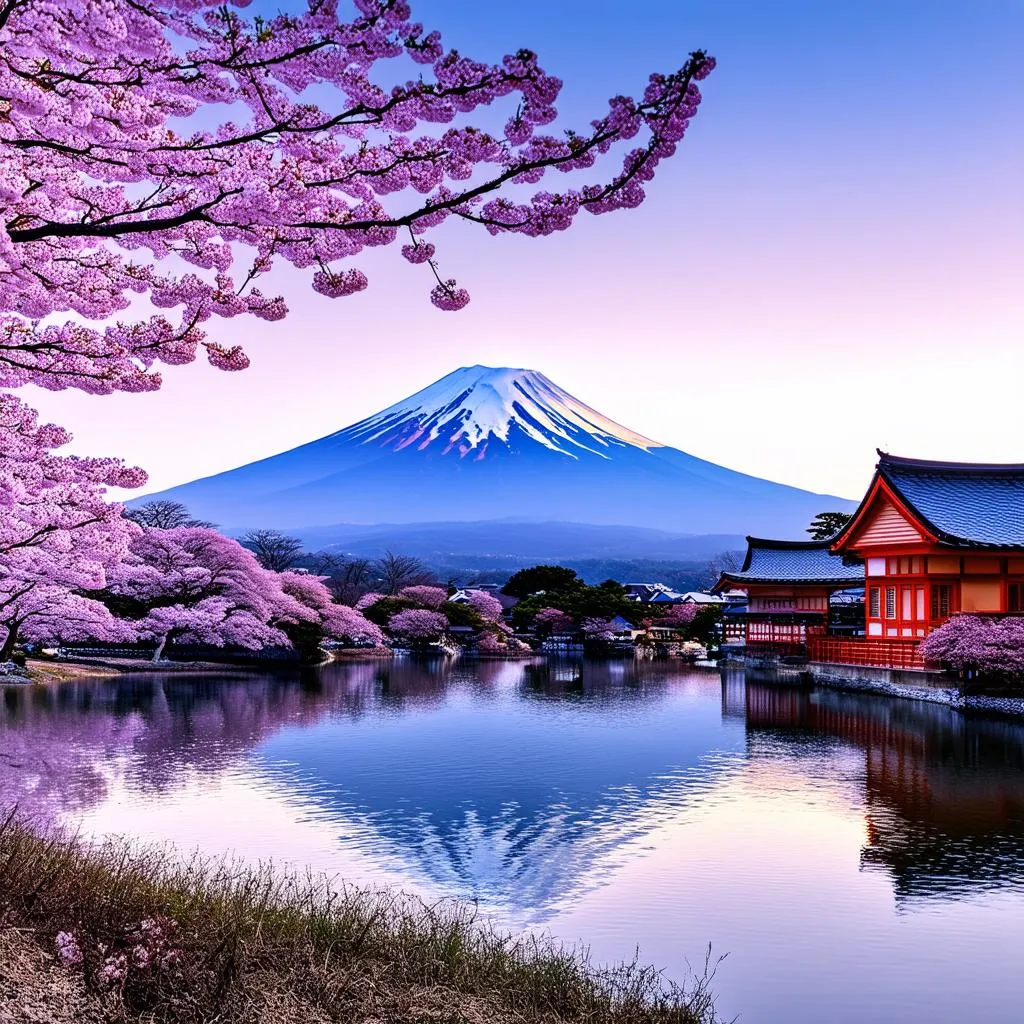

{"left": 743, "top": 640, "right": 810, "bottom": 659}
{"left": 807, "top": 636, "right": 928, "bottom": 671}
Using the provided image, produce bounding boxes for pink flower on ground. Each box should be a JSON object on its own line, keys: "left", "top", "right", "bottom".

{"left": 55, "top": 931, "right": 83, "bottom": 967}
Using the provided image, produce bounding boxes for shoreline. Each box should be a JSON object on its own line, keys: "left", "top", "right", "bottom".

{"left": 0, "top": 817, "right": 721, "bottom": 1024}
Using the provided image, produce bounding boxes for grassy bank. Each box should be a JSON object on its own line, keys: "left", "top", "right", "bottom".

{"left": 0, "top": 816, "right": 723, "bottom": 1024}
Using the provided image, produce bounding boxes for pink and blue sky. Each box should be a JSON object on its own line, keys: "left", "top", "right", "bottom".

{"left": 27, "top": 0, "right": 1023, "bottom": 501}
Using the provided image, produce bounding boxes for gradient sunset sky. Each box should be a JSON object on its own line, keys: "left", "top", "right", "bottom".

{"left": 27, "top": 0, "right": 1023, "bottom": 502}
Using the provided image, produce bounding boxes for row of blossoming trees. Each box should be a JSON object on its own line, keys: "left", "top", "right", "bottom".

{"left": 0, "top": 0, "right": 716, "bottom": 666}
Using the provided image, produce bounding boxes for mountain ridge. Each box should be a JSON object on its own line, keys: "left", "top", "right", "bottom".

{"left": 137, "top": 365, "right": 854, "bottom": 538}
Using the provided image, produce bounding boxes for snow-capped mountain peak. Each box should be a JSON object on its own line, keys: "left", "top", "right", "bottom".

{"left": 339, "top": 365, "right": 663, "bottom": 460}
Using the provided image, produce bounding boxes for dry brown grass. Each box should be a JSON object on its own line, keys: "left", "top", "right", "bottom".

{"left": 0, "top": 813, "right": 724, "bottom": 1024}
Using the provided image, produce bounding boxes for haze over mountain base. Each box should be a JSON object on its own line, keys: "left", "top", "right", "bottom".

{"left": 138, "top": 366, "right": 852, "bottom": 544}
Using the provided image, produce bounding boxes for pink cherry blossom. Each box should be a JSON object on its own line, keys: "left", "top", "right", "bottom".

{"left": 463, "top": 589, "right": 504, "bottom": 621}
{"left": 921, "top": 614, "right": 1024, "bottom": 675}
{"left": 106, "top": 527, "right": 307, "bottom": 661}
{"left": 659, "top": 603, "right": 698, "bottom": 628}
{"left": 279, "top": 571, "right": 385, "bottom": 646}
{"left": 398, "top": 585, "right": 449, "bottom": 609}
{"left": 0, "top": 393, "right": 143, "bottom": 658}
{"left": 0, "top": 1, "right": 713, "bottom": 394}
{"left": 388, "top": 608, "right": 448, "bottom": 642}
{"left": 355, "top": 591, "right": 386, "bottom": 611}
{"left": 534, "top": 607, "right": 574, "bottom": 633}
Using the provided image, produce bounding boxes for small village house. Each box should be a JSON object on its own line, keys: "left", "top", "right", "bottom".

{"left": 713, "top": 538, "right": 864, "bottom": 655}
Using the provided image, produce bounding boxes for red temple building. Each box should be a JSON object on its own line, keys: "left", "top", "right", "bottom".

{"left": 718, "top": 452, "right": 1024, "bottom": 671}
{"left": 811, "top": 452, "right": 1024, "bottom": 668}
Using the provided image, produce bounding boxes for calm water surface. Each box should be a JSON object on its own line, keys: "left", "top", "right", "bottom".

{"left": 4, "top": 658, "right": 1024, "bottom": 1023}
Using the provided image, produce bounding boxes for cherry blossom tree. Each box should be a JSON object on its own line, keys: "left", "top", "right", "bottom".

{"left": 354, "top": 591, "right": 386, "bottom": 611}
{"left": 659, "top": 603, "right": 698, "bottom": 628}
{"left": 534, "top": 607, "right": 573, "bottom": 634}
{"left": 388, "top": 608, "right": 448, "bottom": 645}
{"left": 462, "top": 589, "right": 504, "bottom": 621}
{"left": 0, "top": 393, "right": 144, "bottom": 660}
{"left": 581, "top": 617, "right": 618, "bottom": 643}
{"left": 106, "top": 527, "right": 308, "bottom": 661}
{"left": 921, "top": 615, "right": 1024, "bottom": 677}
{"left": 0, "top": 0, "right": 715, "bottom": 395}
{"left": 398, "top": 584, "right": 449, "bottom": 609}
{"left": 0, "top": 580, "right": 131, "bottom": 660}
{"left": 279, "top": 570, "right": 384, "bottom": 646}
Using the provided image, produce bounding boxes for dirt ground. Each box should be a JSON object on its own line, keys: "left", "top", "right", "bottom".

{"left": 0, "top": 928, "right": 109, "bottom": 1024}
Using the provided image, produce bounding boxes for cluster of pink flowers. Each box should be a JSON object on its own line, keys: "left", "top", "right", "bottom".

{"left": 534, "top": 607, "right": 574, "bottom": 634}
{"left": 921, "top": 615, "right": 1024, "bottom": 676}
{"left": 388, "top": 608, "right": 448, "bottom": 642}
{"left": 462, "top": 589, "right": 504, "bottom": 621}
{"left": 106, "top": 527, "right": 310, "bottom": 660}
{"left": 55, "top": 915, "right": 180, "bottom": 988}
{"left": 581, "top": 617, "right": 620, "bottom": 642}
{"left": 659, "top": 603, "right": 698, "bottom": 628}
{"left": 0, "top": 0, "right": 713, "bottom": 395}
{"left": 397, "top": 585, "right": 449, "bottom": 610}
{"left": 55, "top": 931, "right": 83, "bottom": 967}
{"left": 0, "top": 394, "right": 144, "bottom": 659}
{"left": 280, "top": 571, "right": 385, "bottom": 646}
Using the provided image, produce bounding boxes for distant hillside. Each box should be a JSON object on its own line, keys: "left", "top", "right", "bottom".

{"left": 290, "top": 520, "right": 746, "bottom": 563}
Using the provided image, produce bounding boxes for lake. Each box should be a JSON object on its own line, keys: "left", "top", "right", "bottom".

{"left": 3, "top": 657, "right": 1024, "bottom": 1023}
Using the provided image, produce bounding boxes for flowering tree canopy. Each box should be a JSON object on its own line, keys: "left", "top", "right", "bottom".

{"left": 354, "top": 591, "right": 386, "bottom": 611}
{"left": 0, "top": 0, "right": 714, "bottom": 395}
{"left": 279, "top": 570, "right": 384, "bottom": 646}
{"left": 388, "top": 607, "right": 447, "bottom": 642}
{"left": 0, "top": 580, "right": 130, "bottom": 660}
{"left": 920, "top": 615, "right": 1024, "bottom": 676}
{"left": 581, "top": 617, "right": 619, "bottom": 643}
{"left": 462, "top": 589, "right": 504, "bottom": 621}
{"left": 0, "top": 393, "right": 144, "bottom": 658}
{"left": 658, "top": 603, "right": 698, "bottom": 628}
{"left": 397, "top": 584, "right": 449, "bottom": 610}
{"left": 107, "top": 526, "right": 308, "bottom": 659}
{"left": 534, "top": 607, "right": 573, "bottom": 633}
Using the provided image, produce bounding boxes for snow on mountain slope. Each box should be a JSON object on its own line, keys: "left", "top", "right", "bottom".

{"left": 339, "top": 365, "right": 660, "bottom": 459}
{"left": 137, "top": 366, "right": 854, "bottom": 537}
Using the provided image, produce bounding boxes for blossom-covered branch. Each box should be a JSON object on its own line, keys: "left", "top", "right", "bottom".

{"left": 0, "top": 0, "right": 714, "bottom": 393}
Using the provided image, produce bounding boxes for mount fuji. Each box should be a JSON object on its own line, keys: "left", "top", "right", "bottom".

{"left": 140, "top": 366, "right": 852, "bottom": 543}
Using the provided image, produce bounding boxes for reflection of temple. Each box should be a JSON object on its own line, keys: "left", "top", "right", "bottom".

{"left": 727, "top": 677, "right": 1024, "bottom": 902}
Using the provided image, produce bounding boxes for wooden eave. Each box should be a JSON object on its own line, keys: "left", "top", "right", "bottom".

{"left": 830, "top": 473, "right": 939, "bottom": 554}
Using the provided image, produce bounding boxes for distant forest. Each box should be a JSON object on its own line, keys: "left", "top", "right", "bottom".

{"left": 431, "top": 556, "right": 743, "bottom": 592}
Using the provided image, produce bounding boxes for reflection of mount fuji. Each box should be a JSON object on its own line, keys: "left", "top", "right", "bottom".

{"left": 254, "top": 660, "right": 746, "bottom": 920}
{"left": 0, "top": 661, "right": 745, "bottom": 922}
{"left": 727, "top": 676, "right": 1024, "bottom": 904}
{"left": 7, "top": 665, "right": 1024, "bottom": 920}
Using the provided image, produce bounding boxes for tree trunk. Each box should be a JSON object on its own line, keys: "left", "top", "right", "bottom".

{"left": 152, "top": 633, "right": 169, "bottom": 663}
{"left": 0, "top": 624, "right": 19, "bottom": 663}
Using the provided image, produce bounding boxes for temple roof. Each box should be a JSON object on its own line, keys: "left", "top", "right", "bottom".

{"left": 872, "top": 452, "right": 1024, "bottom": 549}
{"left": 715, "top": 537, "right": 864, "bottom": 589}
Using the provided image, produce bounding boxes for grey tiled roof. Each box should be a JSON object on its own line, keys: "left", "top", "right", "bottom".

{"left": 720, "top": 538, "right": 863, "bottom": 586}
{"left": 879, "top": 453, "right": 1024, "bottom": 548}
